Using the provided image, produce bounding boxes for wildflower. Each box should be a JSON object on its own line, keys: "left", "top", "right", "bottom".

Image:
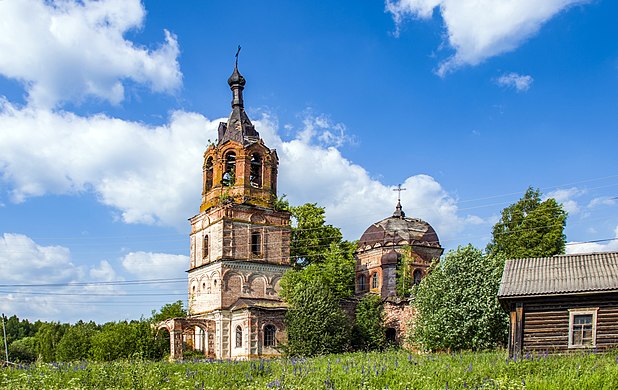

{"left": 266, "top": 378, "right": 281, "bottom": 388}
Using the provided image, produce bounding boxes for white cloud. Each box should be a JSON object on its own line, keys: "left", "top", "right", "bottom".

{"left": 588, "top": 196, "right": 617, "bottom": 209}
{"left": 566, "top": 225, "right": 618, "bottom": 254}
{"left": 545, "top": 187, "right": 585, "bottom": 215}
{"left": 121, "top": 251, "right": 188, "bottom": 280}
{"left": 386, "top": 0, "right": 589, "bottom": 75}
{"left": 0, "top": 0, "right": 181, "bottom": 108}
{"left": 496, "top": 73, "right": 534, "bottom": 92}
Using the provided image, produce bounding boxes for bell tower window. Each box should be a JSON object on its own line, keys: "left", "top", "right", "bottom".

{"left": 251, "top": 231, "right": 262, "bottom": 256}
{"left": 222, "top": 152, "right": 236, "bottom": 186}
{"left": 205, "top": 157, "right": 213, "bottom": 191}
{"left": 203, "top": 235, "right": 209, "bottom": 259}
{"left": 250, "top": 153, "right": 262, "bottom": 188}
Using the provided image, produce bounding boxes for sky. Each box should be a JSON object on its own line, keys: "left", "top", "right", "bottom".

{"left": 0, "top": 0, "right": 617, "bottom": 324}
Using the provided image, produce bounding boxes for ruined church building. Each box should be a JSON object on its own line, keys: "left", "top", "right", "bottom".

{"left": 159, "top": 61, "right": 443, "bottom": 359}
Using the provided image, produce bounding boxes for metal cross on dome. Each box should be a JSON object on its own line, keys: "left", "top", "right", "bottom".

{"left": 393, "top": 184, "right": 406, "bottom": 202}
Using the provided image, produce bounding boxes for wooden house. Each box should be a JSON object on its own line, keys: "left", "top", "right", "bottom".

{"left": 498, "top": 252, "right": 618, "bottom": 357}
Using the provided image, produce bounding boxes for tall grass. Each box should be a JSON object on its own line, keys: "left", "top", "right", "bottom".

{"left": 2, "top": 349, "right": 618, "bottom": 389}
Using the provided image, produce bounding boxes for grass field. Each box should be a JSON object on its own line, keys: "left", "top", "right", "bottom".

{"left": 2, "top": 349, "right": 618, "bottom": 389}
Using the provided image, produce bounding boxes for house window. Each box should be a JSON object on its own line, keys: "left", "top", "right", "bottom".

{"left": 413, "top": 269, "right": 423, "bottom": 286}
{"left": 251, "top": 231, "right": 262, "bottom": 256}
{"left": 202, "top": 235, "right": 209, "bottom": 259}
{"left": 250, "top": 153, "right": 262, "bottom": 188}
{"left": 205, "top": 157, "right": 213, "bottom": 191}
{"left": 235, "top": 325, "right": 243, "bottom": 348}
{"left": 264, "top": 324, "right": 276, "bottom": 347}
{"left": 371, "top": 272, "right": 379, "bottom": 289}
{"left": 222, "top": 152, "right": 236, "bottom": 186}
{"left": 358, "top": 275, "right": 367, "bottom": 292}
{"left": 569, "top": 308, "right": 598, "bottom": 348}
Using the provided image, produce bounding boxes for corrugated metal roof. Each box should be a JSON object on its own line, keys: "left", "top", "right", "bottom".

{"left": 497, "top": 252, "right": 618, "bottom": 298}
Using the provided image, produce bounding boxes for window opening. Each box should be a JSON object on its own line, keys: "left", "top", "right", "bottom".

{"left": 371, "top": 272, "right": 379, "bottom": 289}
{"left": 222, "top": 152, "right": 236, "bottom": 186}
{"left": 250, "top": 153, "right": 262, "bottom": 188}
{"left": 205, "top": 157, "right": 213, "bottom": 191}
{"left": 413, "top": 269, "right": 423, "bottom": 286}
{"left": 358, "top": 275, "right": 367, "bottom": 292}
{"left": 235, "top": 326, "right": 243, "bottom": 348}
{"left": 386, "top": 328, "right": 397, "bottom": 344}
{"left": 251, "top": 231, "right": 261, "bottom": 256}
{"left": 264, "top": 324, "right": 276, "bottom": 347}
{"left": 202, "top": 235, "right": 209, "bottom": 259}
{"left": 571, "top": 314, "right": 594, "bottom": 347}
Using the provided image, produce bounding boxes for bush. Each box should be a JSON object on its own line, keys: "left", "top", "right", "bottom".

{"left": 352, "top": 294, "right": 385, "bottom": 351}
{"left": 8, "top": 336, "right": 37, "bottom": 362}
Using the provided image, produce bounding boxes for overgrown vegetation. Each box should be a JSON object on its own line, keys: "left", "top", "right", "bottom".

{"left": 3, "top": 349, "right": 618, "bottom": 389}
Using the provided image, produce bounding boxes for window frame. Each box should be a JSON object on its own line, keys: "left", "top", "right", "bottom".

{"left": 264, "top": 324, "right": 276, "bottom": 347}
{"left": 235, "top": 325, "right": 243, "bottom": 348}
{"left": 358, "top": 274, "right": 367, "bottom": 292}
{"left": 251, "top": 231, "right": 262, "bottom": 256}
{"left": 202, "top": 235, "right": 209, "bottom": 259}
{"left": 371, "top": 272, "right": 379, "bottom": 289}
{"left": 568, "top": 308, "right": 598, "bottom": 349}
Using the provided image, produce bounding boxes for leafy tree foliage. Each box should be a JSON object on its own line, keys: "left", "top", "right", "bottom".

{"left": 290, "top": 203, "right": 346, "bottom": 268}
{"left": 35, "top": 322, "right": 69, "bottom": 362}
{"left": 285, "top": 280, "right": 351, "bottom": 356}
{"left": 151, "top": 300, "right": 187, "bottom": 323}
{"left": 352, "top": 294, "right": 385, "bottom": 351}
{"left": 8, "top": 336, "right": 37, "bottom": 362}
{"left": 56, "top": 321, "right": 98, "bottom": 362}
{"left": 412, "top": 245, "right": 508, "bottom": 351}
{"left": 486, "top": 187, "right": 567, "bottom": 259}
{"left": 90, "top": 321, "right": 165, "bottom": 361}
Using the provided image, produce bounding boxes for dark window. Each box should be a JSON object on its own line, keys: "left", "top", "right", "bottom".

{"left": 250, "top": 153, "right": 262, "bottom": 188}
{"left": 413, "top": 269, "right": 423, "bottom": 285}
{"left": 251, "top": 231, "right": 261, "bottom": 256}
{"left": 572, "top": 314, "right": 594, "bottom": 346}
{"left": 386, "top": 328, "right": 397, "bottom": 344}
{"left": 205, "top": 157, "right": 213, "bottom": 191}
{"left": 203, "top": 235, "right": 209, "bottom": 258}
{"left": 222, "top": 152, "right": 236, "bottom": 186}
{"left": 358, "top": 275, "right": 367, "bottom": 291}
{"left": 235, "top": 326, "right": 242, "bottom": 348}
{"left": 264, "top": 324, "right": 276, "bottom": 347}
{"left": 371, "top": 272, "right": 379, "bottom": 289}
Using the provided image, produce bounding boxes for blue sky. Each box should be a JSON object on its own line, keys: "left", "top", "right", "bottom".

{"left": 0, "top": 0, "right": 617, "bottom": 323}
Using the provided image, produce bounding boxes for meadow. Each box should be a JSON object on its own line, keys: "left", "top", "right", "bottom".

{"left": 2, "top": 349, "right": 618, "bottom": 389}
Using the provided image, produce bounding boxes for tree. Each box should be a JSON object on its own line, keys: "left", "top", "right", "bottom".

{"left": 411, "top": 245, "right": 508, "bottom": 351}
{"left": 290, "top": 203, "right": 345, "bottom": 268}
{"left": 8, "top": 337, "right": 37, "bottom": 363}
{"left": 34, "top": 322, "right": 68, "bottom": 362}
{"left": 352, "top": 294, "right": 385, "bottom": 351}
{"left": 56, "top": 321, "right": 98, "bottom": 362}
{"left": 285, "top": 279, "right": 351, "bottom": 356}
{"left": 486, "top": 187, "right": 567, "bottom": 259}
{"left": 151, "top": 300, "right": 187, "bottom": 323}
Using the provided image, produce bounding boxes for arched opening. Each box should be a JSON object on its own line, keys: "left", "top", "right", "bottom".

{"left": 222, "top": 152, "right": 236, "bottom": 186}
{"left": 358, "top": 274, "right": 367, "bottom": 292}
{"left": 250, "top": 153, "right": 262, "bottom": 188}
{"left": 154, "top": 327, "right": 171, "bottom": 359}
{"left": 264, "top": 324, "right": 276, "bottom": 347}
{"left": 413, "top": 269, "right": 423, "bottom": 286}
{"left": 386, "top": 328, "right": 397, "bottom": 344}
{"left": 235, "top": 325, "right": 243, "bottom": 348}
{"left": 371, "top": 272, "right": 379, "bottom": 289}
{"left": 202, "top": 235, "right": 209, "bottom": 259}
{"left": 205, "top": 157, "right": 213, "bottom": 191}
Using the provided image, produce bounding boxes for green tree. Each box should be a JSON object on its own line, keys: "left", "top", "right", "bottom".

{"left": 285, "top": 279, "right": 351, "bottom": 356}
{"left": 90, "top": 320, "right": 165, "bottom": 361}
{"left": 34, "top": 322, "right": 68, "bottom": 362}
{"left": 151, "top": 300, "right": 187, "bottom": 323}
{"left": 8, "top": 336, "right": 37, "bottom": 363}
{"left": 411, "top": 245, "right": 508, "bottom": 351}
{"left": 290, "top": 203, "right": 345, "bottom": 268}
{"left": 56, "top": 321, "right": 98, "bottom": 362}
{"left": 352, "top": 294, "right": 385, "bottom": 351}
{"left": 486, "top": 187, "right": 567, "bottom": 259}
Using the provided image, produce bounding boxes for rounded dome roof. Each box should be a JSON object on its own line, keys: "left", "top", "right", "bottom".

{"left": 358, "top": 204, "right": 441, "bottom": 250}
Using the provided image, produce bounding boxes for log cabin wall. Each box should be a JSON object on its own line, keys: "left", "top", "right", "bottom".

{"left": 506, "top": 292, "right": 618, "bottom": 356}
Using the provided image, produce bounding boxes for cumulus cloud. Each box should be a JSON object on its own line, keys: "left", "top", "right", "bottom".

{"left": 386, "top": 0, "right": 589, "bottom": 75}
{"left": 588, "top": 196, "right": 617, "bottom": 209}
{"left": 0, "top": 0, "right": 181, "bottom": 108}
{"left": 121, "top": 251, "right": 188, "bottom": 280}
{"left": 496, "top": 73, "right": 534, "bottom": 92}
{"left": 566, "top": 225, "right": 618, "bottom": 254}
{"left": 545, "top": 187, "right": 585, "bottom": 215}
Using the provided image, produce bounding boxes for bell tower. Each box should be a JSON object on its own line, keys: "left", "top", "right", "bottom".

{"left": 185, "top": 58, "right": 291, "bottom": 359}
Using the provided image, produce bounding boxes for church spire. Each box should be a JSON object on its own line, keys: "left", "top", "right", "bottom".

{"left": 217, "top": 46, "right": 260, "bottom": 146}
{"left": 392, "top": 184, "right": 406, "bottom": 218}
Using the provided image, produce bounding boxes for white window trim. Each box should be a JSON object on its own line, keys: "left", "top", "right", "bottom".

{"left": 568, "top": 308, "right": 598, "bottom": 349}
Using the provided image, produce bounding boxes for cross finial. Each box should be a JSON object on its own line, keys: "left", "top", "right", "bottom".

{"left": 393, "top": 184, "right": 406, "bottom": 202}
{"left": 235, "top": 45, "right": 241, "bottom": 68}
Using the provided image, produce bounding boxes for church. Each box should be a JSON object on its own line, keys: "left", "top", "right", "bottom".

{"left": 158, "top": 61, "right": 443, "bottom": 359}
